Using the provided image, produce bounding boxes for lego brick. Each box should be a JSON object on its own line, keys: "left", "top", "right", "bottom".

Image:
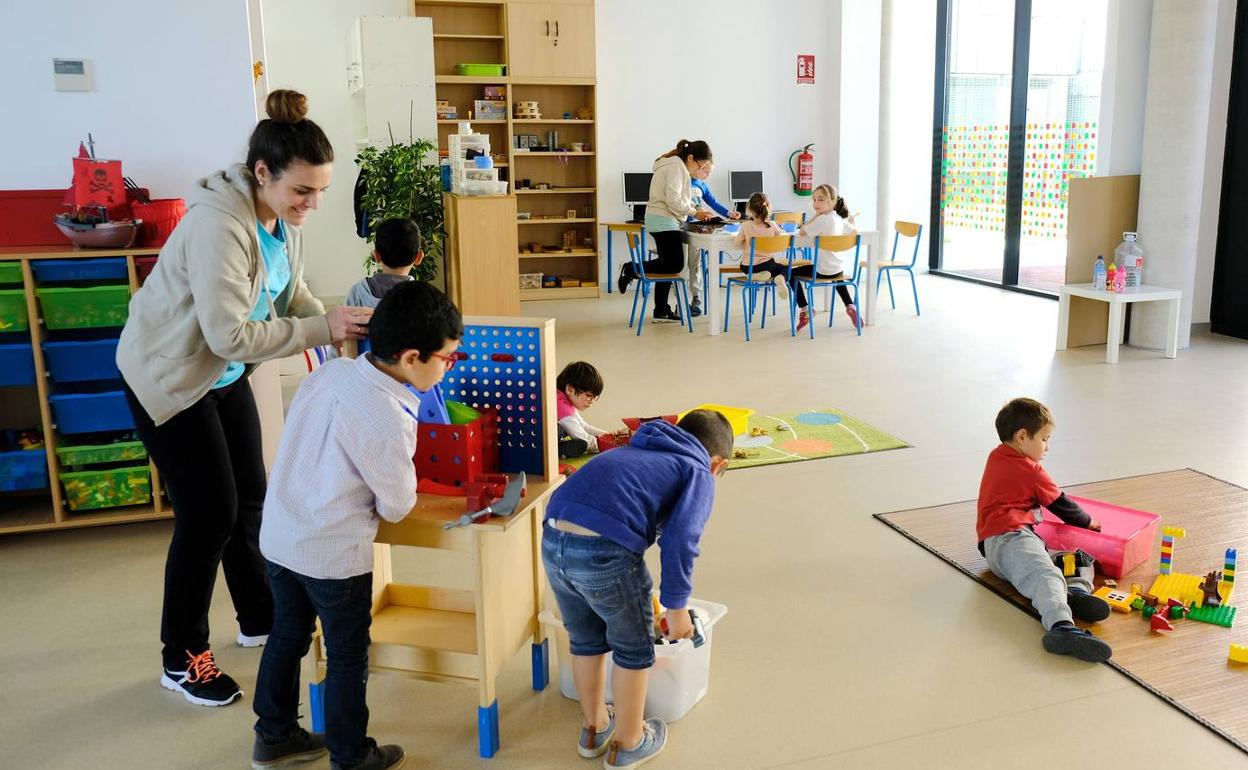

{"left": 1151, "top": 613, "right": 1175, "bottom": 632}
{"left": 1187, "top": 603, "right": 1237, "bottom": 628}
{"left": 1148, "top": 573, "right": 1203, "bottom": 606}
{"left": 1162, "top": 526, "right": 1187, "bottom": 538}
{"left": 1230, "top": 644, "right": 1248, "bottom": 664}
{"left": 1093, "top": 586, "right": 1137, "bottom": 613}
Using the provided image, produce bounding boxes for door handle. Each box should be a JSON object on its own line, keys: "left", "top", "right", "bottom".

{"left": 555, "top": 20, "right": 559, "bottom": 37}
{"left": 545, "top": 20, "right": 549, "bottom": 37}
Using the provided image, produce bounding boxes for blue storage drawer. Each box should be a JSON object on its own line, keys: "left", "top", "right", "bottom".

{"left": 0, "top": 448, "right": 48, "bottom": 491}
{"left": 43, "top": 338, "right": 121, "bottom": 382}
{"left": 0, "top": 342, "right": 35, "bottom": 386}
{"left": 32, "top": 258, "right": 129, "bottom": 283}
{"left": 49, "top": 390, "right": 135, "bottom": 434}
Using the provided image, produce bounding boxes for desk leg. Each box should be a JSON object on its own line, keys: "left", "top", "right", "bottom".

{"left": 1106, "top": 301, "right": 1123, "bottom": 364}
{"left": 861, "top": 237, "right": 876, "bottom": 325}
{"left": 474, "top": 528, "right": 501, "bottom": 758}
{"left": 1056, "top": 292, "right": 1070, "bottom": 350}
{"left": 606, "top": 228, "right": 613, "bottom": 294}
{"left": 531, "top": 499, "right": 550, "bottom": 692}
{"left": 1166, "top": 298, "right": 1180, "bottom": 358}
{"left": 706, "top": 255, "right": 721, "bottom": 336}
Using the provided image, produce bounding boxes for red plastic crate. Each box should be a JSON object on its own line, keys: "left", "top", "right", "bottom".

{"left": 1036, "top": 495, "right": 1160, "bottom": 579}
{"left": 415, "top": 409, "right": 499, "bottom": 489}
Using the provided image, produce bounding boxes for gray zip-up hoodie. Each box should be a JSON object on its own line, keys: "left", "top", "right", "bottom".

{"left": 646, "top": 155, "right": 697, "bottom": 224}
{"left": 117, "top": 164, "right": 331, "bottom": 425}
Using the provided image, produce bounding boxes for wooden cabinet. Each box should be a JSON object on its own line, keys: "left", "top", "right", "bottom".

{"left": 443, "top": 193, "right": 521, "bottom": 315}
{"left": 507, "top": 2, "right": 594, "bottom": 78}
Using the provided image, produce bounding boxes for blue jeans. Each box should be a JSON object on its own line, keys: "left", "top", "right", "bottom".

{"left": 542, "top": 524, "right": 655, "bottom": 670}
{"left": 253, "top": 562, "right": 373, "bottom": 766}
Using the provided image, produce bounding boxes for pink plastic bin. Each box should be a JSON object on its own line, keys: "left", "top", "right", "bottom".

{"left": 1035, "top": 495, "right": 1160, "bottom": 579}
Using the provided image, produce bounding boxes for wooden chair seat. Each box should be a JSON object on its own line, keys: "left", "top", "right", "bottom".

{"left": 646, "top": 272, "right": 685, "bottom": 280}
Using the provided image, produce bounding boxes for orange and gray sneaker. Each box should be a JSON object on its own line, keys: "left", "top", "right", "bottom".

{"left": 796, "top": 310, "right": 810, "bottom": 333}
{"left": 845, "top": 304, "right": 860, "bottom": 328}
{"left": 161, "top": 649, "right": 243, "bottom": 706}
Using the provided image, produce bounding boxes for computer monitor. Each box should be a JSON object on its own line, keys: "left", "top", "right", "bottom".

{"left": 730, "top": 171, "right": 764, "bottom": 202}
{"left": 623, "top": 172, "right": 653, "bottom": 205}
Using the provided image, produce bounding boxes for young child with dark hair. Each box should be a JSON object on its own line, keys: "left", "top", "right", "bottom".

{"left": 250, "top": 280, "right": 463, "bottom": 770}
{"left": 344, "top": 218, "right": 422, "bottom": 309}
{"left": 543, "top": 409, "right": 734, "bottom": 768}
{"left": 977, "top": 397, "right": 1113, "bottom": 663}
{"left": 556, "top": 361, "right": 620, "bottom": 459}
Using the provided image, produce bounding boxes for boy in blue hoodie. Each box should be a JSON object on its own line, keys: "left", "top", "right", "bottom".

{"left": 543, "top": 409, "right": 734, "bottom": 769}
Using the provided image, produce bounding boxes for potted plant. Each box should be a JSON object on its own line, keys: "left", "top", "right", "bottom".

{"left": 355, "top": 134, "right": 443, "bottom": 284}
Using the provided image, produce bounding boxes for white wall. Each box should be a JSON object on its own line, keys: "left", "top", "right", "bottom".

{"left": 0, "top": 1, "right": 255, "bottom": 198}
{"left": 595, "top": 0, "right": 840, "bottom": 244}
{"left": 1098, "top": 0, "right": 1153, "bottom": 176}
{"left": 260, "top": 0, "right": 412, "bottom": 301}
{"left": 838, "top": 1, "right": 882, "bottom": 231}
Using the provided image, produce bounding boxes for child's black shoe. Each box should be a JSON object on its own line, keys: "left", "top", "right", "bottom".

{"left": 1067, "top": 589, "right": 1111, "bottom": 622}
{"left": 251, "top": 728, "right": 327, "bottom": 769}
{"left": 558, "top": 437, "right": 589, "bottom": 460}
{"left": 1042, "top": 622, "right": 1112, "bottom": 662}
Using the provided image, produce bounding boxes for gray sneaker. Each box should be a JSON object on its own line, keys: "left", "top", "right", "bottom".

{"left": 604, "top": 718, "right": 667, "bottom": 769}
{"left": 251, "top": 728, "right": 327, "bottom": 769}
{"left": 579, "top": 706, "right": 615, "bottom": 758}
{"left": 689, "top": 299, "right": 703, "bottom": 318}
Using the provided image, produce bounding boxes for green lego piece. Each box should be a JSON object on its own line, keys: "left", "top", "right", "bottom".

{"left": 1187, "top": 602, "right": 1237, "bottom": 628}
{"left": 1168, "top": 605, "right": 1186, "bottom": 620}
{"left": 1130, "top": 597, "right": 1146, "bottom": 610}
{"left": 1142, "top": 605, "right": 1156, "bottom": 619}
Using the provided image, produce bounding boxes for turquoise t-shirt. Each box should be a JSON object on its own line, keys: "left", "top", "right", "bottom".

{"left": 213, "top": 220, "right": 292, "bottom": 389}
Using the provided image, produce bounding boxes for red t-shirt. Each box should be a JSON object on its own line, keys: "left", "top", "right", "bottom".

{"left": 976, "top": 443, "right": 1062, "bottom": 542}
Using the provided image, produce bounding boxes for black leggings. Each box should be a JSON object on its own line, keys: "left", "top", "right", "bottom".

{"left": 123, "top": 377, "right": 272, "bottom": 669}
{"left": 629, "top": 230, "right": 685, "bottom": 311}
{"left": 788, "top": 265, "right": 854, "bottom": 310}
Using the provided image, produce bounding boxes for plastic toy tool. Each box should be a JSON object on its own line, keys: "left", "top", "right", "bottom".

{"left": 443, "top": 472, "right": 527, "bottom": 530}
{"left": 658, "top": 608, "right": 707, "bottom": 648}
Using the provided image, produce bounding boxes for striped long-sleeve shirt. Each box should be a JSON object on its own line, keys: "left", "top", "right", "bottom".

{"left": 260, "top": 353, "right": 420, "bottom": 579}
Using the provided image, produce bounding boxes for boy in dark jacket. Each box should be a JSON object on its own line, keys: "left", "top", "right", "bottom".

{"left": 543, "top": 410, "right": 733, "bottom": 769}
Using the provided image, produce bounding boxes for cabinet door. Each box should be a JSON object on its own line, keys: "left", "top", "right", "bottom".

{"left": 507, "top": 3, "right": 556, "bottom": 77}
{"left": 551, "top": 3, "right": 595, "bottom": 78}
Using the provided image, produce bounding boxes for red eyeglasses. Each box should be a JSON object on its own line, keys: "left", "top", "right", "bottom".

{"left": 430, "top": 351, "right": 468, "bottom": 370}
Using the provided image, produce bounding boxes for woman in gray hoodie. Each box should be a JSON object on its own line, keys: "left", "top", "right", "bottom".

{"left": 116, "top": 90, "right": 370, "bottom": 708}
{"left": 618, "top": 139, "right": 715, "bottom": 322}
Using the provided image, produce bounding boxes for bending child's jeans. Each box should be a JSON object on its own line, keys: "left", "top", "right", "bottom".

{"left": 253, "top": 563, "right": 373, "bottom": 766}
{"left": 983, "top": 527, "right": 1094, "bottom": 630}
{"left": 542, "top": 523, "right": 655, "bottom": 670}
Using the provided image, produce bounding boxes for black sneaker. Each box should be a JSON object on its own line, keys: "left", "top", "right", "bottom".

{"left": 689, "top": 300, "right": 703, "bottom": 318}
{"left": 652, "top": 307, "right": 680, "bottom": 324}
{"left": 160, "top": 649, "right": 243, "bottom": 706}
{"left": 559, "top": 437, "right": 589, "bottom": 460}
{"left": 617, "top": 266, "right": 635, "bottom": 294}
{"left": 1042, "top": 623, "right": 1112, "bottom": 662}
{"left": 1067, "top": 590, "right": 1111, "bottom": 622}
{"left": 252, "top": 728, "right": 328, "bottom": 769}
{"left": 331, "top": 739, "right": 406, "bottom": 770}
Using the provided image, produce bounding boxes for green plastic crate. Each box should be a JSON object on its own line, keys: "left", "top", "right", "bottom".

{"left": 0, "top": 288, "right": 29, "bottom": 332}
{"left": 456, "top": 63, "right": 506, "bottom": 76}
{"left": 60, "top": 464, "right": 152, "bottom": 511}
{"left": 56, "top": 440, "right": 148, "bottom": 467}
{"left": 36, "top": 285, "right": 130, "bottom": 329}
{"left": 0, "top": 261, "right": 22, "bottom": 285}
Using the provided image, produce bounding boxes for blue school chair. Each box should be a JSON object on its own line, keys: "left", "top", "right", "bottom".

{"left": 723, "top": 234, "right": 793, "bottom": 342}
{"left": 875, "top": 221, "right": 923, "bottom": 315}
{"left": 790, "top": 233, "right": 862, "bottom": 339}
{"left": 626, "top": 231, "right": 693, "bottom": 336}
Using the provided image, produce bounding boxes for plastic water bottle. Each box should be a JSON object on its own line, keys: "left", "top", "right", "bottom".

{"left": 1092, "top": 255, "right": 1107, "bottom": 290}
{"left": 1115, "top": 232, "right": 1143, "bottom": 289}
{"left": 1106, "top": 262, "right": 1117, "bottom": 292}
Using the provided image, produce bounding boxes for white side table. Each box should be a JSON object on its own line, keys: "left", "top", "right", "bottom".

{"left": 1056, "top": 283, "right": 1182, "bottom": 364}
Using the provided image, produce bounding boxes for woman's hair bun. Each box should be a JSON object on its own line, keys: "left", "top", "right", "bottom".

{"left": 266, "top": 90, "right": 308, "bottom": 124}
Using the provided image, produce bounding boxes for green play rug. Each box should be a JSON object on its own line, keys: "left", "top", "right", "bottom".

{"left": 562, "top": 409, "right": 908, "bottom": 471}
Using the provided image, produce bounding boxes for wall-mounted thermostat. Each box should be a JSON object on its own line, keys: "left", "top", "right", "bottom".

{"left": 53, "top": 58, "right": 93, "bottom": 92}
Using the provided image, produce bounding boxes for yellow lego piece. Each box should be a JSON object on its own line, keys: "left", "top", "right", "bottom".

{"left": 1062, "top": 553, "right": 1076, "bottom": 577}
{"left": 1219, "top": 580, "right": 1235, "bottom": 603}
{"left": 1093, "top": 585, "right": 1138, "bottom": 613}
{"left": 1130, "top": 583, "right": 1144, "bottom": 597}
{"left": 1230, "top": 644, "right": 1248, "bottom": 665}
{"left": 1162, "top": 526, "right": 1187, "bottom": 538}
{"left": 1149, "top": 573, "right": 1204, "bottom": 606}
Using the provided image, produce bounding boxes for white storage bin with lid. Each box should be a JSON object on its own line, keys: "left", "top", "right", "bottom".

{"left": 538, "top": 598, "right": 728, "bottom": 722}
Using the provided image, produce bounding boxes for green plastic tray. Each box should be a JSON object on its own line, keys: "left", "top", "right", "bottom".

{"left": 60, "top": 464, "right": 152, "bottom": 511}
{"left": 0, "top": 289, "right": 29, "bottom": 332}
{"left": 56, "top": 440, "right": 148, "bottom": 467}
{"left": 0, "top": 262, "right": 22, "bottom": 285}
{"left": 36, "top": 285, "right": 130, "bottom": 329}
{"left": 456, "top": 63, "right": 506, "bottom": 76}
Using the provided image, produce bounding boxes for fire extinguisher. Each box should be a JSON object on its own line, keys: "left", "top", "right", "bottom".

{"left": 789, "top": 143, "right": 815, "bottom": 197}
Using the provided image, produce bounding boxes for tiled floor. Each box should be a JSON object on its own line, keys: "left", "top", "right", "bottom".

{"left": 3, "top": 272, "right": 1246, "bottom": 769}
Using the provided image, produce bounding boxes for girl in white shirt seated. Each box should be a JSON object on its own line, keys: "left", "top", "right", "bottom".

{"left": 791, "top": 184, "right": 859, "bottom": 333}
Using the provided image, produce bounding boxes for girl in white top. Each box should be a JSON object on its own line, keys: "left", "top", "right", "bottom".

{"left": 791, "top": 184, "right": 859, "bottom": 332}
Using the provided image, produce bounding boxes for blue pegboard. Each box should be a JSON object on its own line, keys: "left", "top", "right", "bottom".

{"left": 443, "top": 324, "right": 546, "bottom": 477}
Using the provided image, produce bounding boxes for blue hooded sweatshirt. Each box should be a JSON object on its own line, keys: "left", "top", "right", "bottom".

{"left": 689, "top": 177, "right": 731, "bottom": 219}
{"left": 546, "top": 420, "right": 715, "bottom": 609}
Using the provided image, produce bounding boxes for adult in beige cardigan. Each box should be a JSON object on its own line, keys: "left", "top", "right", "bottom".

{"left": 116, "top": 91, "right": 370, "bottom": 707}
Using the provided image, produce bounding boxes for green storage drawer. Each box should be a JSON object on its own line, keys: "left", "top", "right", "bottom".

{"left": 0, "top": 261, "right": 22, "bottom": 285}
{"left": 0, "top": 288, "right": 29, "bottom": 332}
{"left": 36, "top": 285, "right": 130, "bottom": 329}
{"left": 56, "top": 440, "right": 148, "bottom": 467}
{"left": 456, "top": 63, "right": 506, "bottom": 76}
{"left": 60, "top": 464, "right": 152, "bottom": 511}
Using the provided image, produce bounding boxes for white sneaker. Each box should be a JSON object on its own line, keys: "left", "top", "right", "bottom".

{"left": 237, "top": 632, "right": 268, "bottom": 648}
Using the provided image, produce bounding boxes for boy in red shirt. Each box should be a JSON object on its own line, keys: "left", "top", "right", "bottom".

{"left": 977, "top": 398, "right": 1113, "bottom": 662}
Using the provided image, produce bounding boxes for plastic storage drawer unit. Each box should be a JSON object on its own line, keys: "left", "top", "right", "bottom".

{"left": 0, "top": 289, "right": 29, "bottom": 332}
{"left": 0, "top": 262, "right": 22, "bottom": 285}
{"left": 0, "top": 448, "right": 49, "bottom": 491}
{"left": 37, "top": 285, "right": 130, "bottom": 329}
{"left": 60, "top": 465, "right": 152, "bottom": 511}
{"left": 49, "top": 390, "right": 135, "bottom": 434}
{"left": 56, "top": 440, "right": 147, "bottom": 467}
{"left": 43, "top": 338, "right": 121, "bottom": 382}
{"left": 31, "top": 258, "right": 128, "bottom": 283}
{"left": 0, "top": 342, "right": 36, "bottom": 386}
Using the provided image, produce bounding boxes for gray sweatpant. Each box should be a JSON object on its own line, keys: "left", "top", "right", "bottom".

{"left": 983, "top": 527, "right": 1094, "bottom": 630}
{"left": 686, "top": 246, "right": 704, "bottom": 301}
